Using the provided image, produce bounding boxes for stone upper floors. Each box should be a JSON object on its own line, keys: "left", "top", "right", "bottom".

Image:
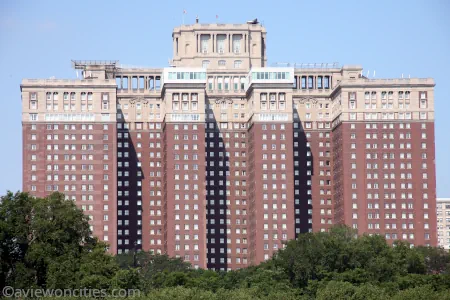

{"left": 21, "top": 61, "right": 435, "bottom": 129}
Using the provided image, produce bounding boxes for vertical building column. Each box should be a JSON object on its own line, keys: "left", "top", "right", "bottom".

{"left": 211, "top": 34, "right": 214, "bottom": 53}
{"left": 244, "top": 33, "right": 250, "bottom": 53}
{"left": 244, "top": 34, "right": 247, "bottom": 53}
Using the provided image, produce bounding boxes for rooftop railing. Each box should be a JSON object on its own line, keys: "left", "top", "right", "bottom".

{"left": 272, "top": 62, "right": 340, "bottom": 69}
{"left": 71, "top": 60, "right": 119, "bottom": 68}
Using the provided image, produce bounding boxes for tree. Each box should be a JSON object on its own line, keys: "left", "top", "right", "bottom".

{"left": 0, "top": 192, "right": 119, "bottom": 290}
{"left": 415, "top": 246, "right": 450, "bottom": 274}
{"left": 111, "top": 268, "right": 141, "bottom": 291}
{"left": 390, "top": 285, "right": 450, "bottom": 300}
{"left": 2, "top": 194, "right": 450, "bottom": 300}
{"left": 185, "top": 270, "right": 221, "bottom": 292}
{"left": 352, "top": 283, "right": 389, "bottom": 300}
{"left": 0, "top": 192, "right": 90, "bottom": 288}
{"left": 77, "top": 242, "right": 119, "bottom": 290}
{"left": 117, "top": 251, "right": 191, "bottom": 273}
{"left": 316, "top": 280, "right": 356, "bottom": 300}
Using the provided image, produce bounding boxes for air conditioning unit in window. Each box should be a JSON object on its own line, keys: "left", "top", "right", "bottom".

{"left": 218, "top": 49, "right": 224, "bottom": 54}
{"left": 202, "top": 49, "right": 208, "bottom": 54}
{"left": 234, "top": 49, "right": 240, "bottom": 54}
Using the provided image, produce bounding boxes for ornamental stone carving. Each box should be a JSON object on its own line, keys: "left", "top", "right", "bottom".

{"left": 213, "top": 97, "right": 234, "bottom": 104}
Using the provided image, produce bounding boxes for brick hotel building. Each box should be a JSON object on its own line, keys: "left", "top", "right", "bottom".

{"left": 21, "top": 21, "right": 437, "bottom": 270}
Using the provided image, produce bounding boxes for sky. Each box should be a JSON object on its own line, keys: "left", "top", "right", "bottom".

{"left": 0, "top": 0, "right": 449, "bottom": 196}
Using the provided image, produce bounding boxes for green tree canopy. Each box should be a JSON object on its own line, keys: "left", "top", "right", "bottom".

{"left": 0, "top": 192, "right": 117, "bottom": 290}
{"left": 2, "top": 191, "right": 450, "bottom": 299}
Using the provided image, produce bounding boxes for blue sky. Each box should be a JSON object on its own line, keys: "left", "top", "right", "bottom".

{"left": 0, "top": 0, "right": 449, "bottom": 196}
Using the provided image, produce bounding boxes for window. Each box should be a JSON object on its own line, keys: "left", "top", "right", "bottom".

{"left": 349, "top": 100, "right": 356, "bottom": 109}
{"left": 299, "top": 77, "right": 307, "bottom": 89}
{"left": 234, "top": 60, "right": 242, "bottom": 68}
{"left": 102, "top": 93, "right": 109, "bottom": 110}
{"left": 208, "top": 77, "right": 213, "bottom": 90}
{"left": 232, "top": 34, "right": 241, "bottom": 53}
{"left": 202, "top": 60, "right": 210, "bottom": 68}
{"left": 218, "top": 60, "right": 226, "bottom": 66}
{"left": 317, "top": 77, "right": 323, "bottom": 89}
{"left": 308, "top": 76, "right": 313, "bottom": 89}
{"left": 420, "top": 97, "right": 427, "bottom": 109}
{"left": 30, "top": 93, "right": 38, "bottom": 109}
{"left": 200, "top": 34, "right": 209, "bottom": 53}
{"left": 172, "top": 101, "right": 179, "bottom": 111}
{"left": 324, "top": 76, "right": 330, "bottom": 89}
{"left": 233, "top": 77, "right": 239, "bottom": 90}
{"left": 216, "top": 34, "right": 225, "bottom": 53}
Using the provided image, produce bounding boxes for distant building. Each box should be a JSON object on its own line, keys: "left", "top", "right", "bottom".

{"left": 437, "top": 198, "right": 450, "bottom": 250}
{"left": 21, "top": 21, "right": 437, "bottom": 270}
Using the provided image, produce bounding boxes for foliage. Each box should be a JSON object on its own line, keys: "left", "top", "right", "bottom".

{"left": 1, "top": 191, "right": 450, "bottom": 299}
{"left": 0, "top": 192, "right": 118, "bottom": 291}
